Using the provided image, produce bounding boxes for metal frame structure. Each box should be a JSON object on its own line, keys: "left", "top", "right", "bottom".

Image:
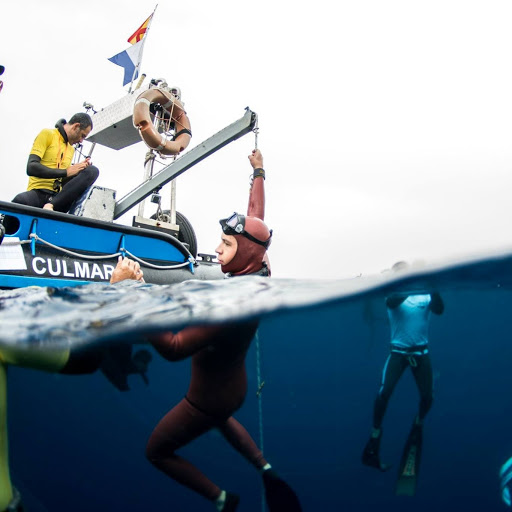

{"left": 113, "top": 108, "right": 258, "bottom": 219}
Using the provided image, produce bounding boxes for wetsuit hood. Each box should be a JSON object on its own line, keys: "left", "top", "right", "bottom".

{"left": 224, "top": 261, "right": 270, "bottom": 278}
{"left": 219, "top": 215, "right": 271, "bottom": 276}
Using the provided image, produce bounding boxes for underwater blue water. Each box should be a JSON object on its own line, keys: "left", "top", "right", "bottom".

{"left": 3, "top": 254, "right": 512, "bottom": 511}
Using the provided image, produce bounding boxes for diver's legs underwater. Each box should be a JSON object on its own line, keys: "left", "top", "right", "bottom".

{"left": 362, "top": 352, "right": 407, "bottom": 471}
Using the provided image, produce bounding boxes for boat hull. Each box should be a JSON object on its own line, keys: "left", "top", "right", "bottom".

{"left": 0, "top": 201, "right": 222, "bottom": 288}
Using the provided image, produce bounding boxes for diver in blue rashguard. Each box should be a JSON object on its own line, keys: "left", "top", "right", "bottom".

{"left": 362, "top": 263, "right": 444, "bottom": 494}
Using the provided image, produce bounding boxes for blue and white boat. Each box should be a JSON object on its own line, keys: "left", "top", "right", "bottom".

{"left": 0, "top": 81, "right": 258, "bottom": 289}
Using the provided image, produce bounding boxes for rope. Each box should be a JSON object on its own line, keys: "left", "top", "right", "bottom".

{"left": 26, "top": 234, "right": 194, "bottom": 270}
{"left": 255, "top": 330, "right": 265, "bottom": 451}
{"left": 254, "top": 329, "right": 266, "bottom": 512}
{"left": 123, "top": 248, "right": 192, "bottom": 270}
{"left": 29, "top": 234, "right": 121, "bottom": 260}
{"left": 155, "top": 103, "right": 181, "bottom": 160}
{"left": 165, "top": 102, "right": 175, "bottom": 130}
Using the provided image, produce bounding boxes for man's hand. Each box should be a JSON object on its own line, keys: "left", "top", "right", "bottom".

{"left": 66, "top": 157, "right": 91, "bottom": 177}
{"left": 110, "top": 256, "right": 144, "bottom": 284}
{"left": 248, "top": 149, "right": 263, "bottom": 170}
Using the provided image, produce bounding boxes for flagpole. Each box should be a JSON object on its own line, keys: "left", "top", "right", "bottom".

{"left": 128, "top": 4, "right": 158, "bottom": 93}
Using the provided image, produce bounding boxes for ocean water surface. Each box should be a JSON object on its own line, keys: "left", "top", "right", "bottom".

{"left": 2, "top": 251, "right": 512, "bottom": 511}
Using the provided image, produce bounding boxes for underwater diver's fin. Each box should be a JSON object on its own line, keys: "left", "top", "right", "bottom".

{"left": 100, "top": 345, "right": 153, "bottom": 391}
{"left": 100, "top": 344, "right": 132, "bottom": 391}
{"left": 221, "top": 491, "right": 239, "bottom": 511}
{"left": 362, "top": 432, "right": 391, "bottom": 472}
{"left": 6, "top": 486, "right": 24, "bottom": 512}
{"left": 131, "top": 349, "right": 152, "bottom": 385}
{"left": 395, "top": 421, "right": 423, "bottom": 496}
{"left": 262, "top": 469, "right": 302, "bottom": 512}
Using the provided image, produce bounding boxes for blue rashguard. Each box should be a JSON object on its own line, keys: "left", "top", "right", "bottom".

{"left": 388, "top": 294, "right": 432, "bottom": 355}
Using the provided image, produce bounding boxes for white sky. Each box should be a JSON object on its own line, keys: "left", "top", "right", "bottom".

{"left": 2, "top": 0, "right": 512, "bottom": 279}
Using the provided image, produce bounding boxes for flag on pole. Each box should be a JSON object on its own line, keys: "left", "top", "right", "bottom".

{"left": 108, "top": 11, "right": 155, "bottom": 87}
{"left": 108, "top": 40, "right": 144, "bottom": 86}
{"left": 127, "top": 14, "right": 152, "bottom": 44}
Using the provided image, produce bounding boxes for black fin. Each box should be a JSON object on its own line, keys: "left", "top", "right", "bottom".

{"left": 132, "top": 349, "right": 152, "bottom": 385}
{"left": 395, "top": 422, "right": 423, "bottom": 496}
{"left": 362, "top": 433, "right": 391, "bottom": 472}
{"left": 99, "top": 344, "right": 133, "bottom": 391}
{"left": 221, "top": 492, "right": 239, "bottom": 512}
{"left": 263, "top": 469, "right": 302, "bottom": 512}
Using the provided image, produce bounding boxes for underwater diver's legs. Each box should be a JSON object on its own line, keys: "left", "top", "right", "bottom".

{"left": 373, "top": 353, "right": 408, "bottom": 429}
{"left": 218, "top": 417, "right": 302, "bottom": 510}
{"left": 0, "top": 341, "right": 107, "bottom": 375}
{"left": 218, "top": 417, "right": 267, "bottom": 469}
{"left": 410, "top": 354, "right": 433, "bottom": 424}
{"left": 50, "top": 166, "right": 99, "bottom": 213}
{"left": 363, "top": 353, "right": 407, "bottom": 471}
{"left": 146, "top": 398, "right": 238, "bottom": 509}
{"left": 393, "top": 353, "right": 432, "bottom": 495}
{"left": 0, "top": 340, "right": 145, "bottom": 394}
{"left": 0, "top": 344, "right": 70, "bottom": 373}
{"left": 59, "top": 345, "right": 104, "bottom": 374}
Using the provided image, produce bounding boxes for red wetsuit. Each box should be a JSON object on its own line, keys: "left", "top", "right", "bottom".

{"left": 145, "top": 171, "right": 269, "bottom": 501}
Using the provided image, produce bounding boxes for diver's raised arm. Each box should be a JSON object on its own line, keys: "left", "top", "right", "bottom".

{"left": 247, "top": 149, "right": 265, "bottom": 220}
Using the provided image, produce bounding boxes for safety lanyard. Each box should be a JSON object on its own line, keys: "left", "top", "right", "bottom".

{"left": 55, "top": 133, "right": 69, "bottom": 169}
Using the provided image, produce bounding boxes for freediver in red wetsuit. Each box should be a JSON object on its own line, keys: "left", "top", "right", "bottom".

{"left": 145, "top": 150, "right": 302, "bottom": 512}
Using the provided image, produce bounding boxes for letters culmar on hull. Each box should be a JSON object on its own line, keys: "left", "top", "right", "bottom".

{"left": 31, "top": 256, "right": 115, "bottom": 281}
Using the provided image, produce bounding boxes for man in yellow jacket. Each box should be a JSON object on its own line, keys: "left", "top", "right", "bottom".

{"left": 12, "top": 113, "right": 98, "bottom": 212}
